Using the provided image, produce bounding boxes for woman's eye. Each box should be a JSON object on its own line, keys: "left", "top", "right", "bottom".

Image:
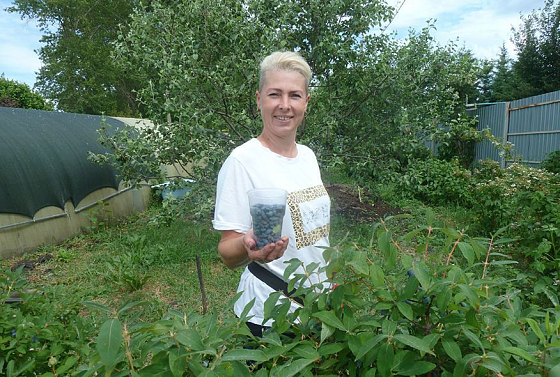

{"left": 268, "top": 93, "right": 279, "bottom": 97}
{"left": 291, "top": 94, "right": 302, "bottom": 98}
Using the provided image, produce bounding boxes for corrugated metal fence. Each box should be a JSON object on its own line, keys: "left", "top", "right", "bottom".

{"left": 468, "top": 89, "right": 560, "bottom": 167}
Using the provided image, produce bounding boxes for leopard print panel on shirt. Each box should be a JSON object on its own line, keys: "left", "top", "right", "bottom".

{"left": 287, "top": 185, "right": 330, "bottom": 250}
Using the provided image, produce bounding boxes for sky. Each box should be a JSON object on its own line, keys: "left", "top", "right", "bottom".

{"left": 0, "top": 0, "right": 548, "bottom": 89}
{"left": 384, "top": 0, "right": 545, "bottom": 58}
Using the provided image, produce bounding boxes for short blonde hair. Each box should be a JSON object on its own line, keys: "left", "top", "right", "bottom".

{"left": 259, "top": 51, "right": 311, "bottom": 93}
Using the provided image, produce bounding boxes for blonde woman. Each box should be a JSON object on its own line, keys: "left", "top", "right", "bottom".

{"left": 213, "top": 51, "right": 330, "bottom": 336}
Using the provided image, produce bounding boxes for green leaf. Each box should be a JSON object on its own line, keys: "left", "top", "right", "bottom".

{"left": 313, "top": 311, "right": 346, "bottom": 331}
{"left": 229, "top": 361, "right": 251, "bottom": 376}
{"left": 81, "top": 301, "right": 112, "bottom": 313}
{"left": 169, "top": 348, "right": 188, "bottom": 377}
{"left": 550, "top": 363, "right": 560, "bottom": 377}
{"left": 457, "top": 284, "right": 480, "bottom": 308}
{"left": 283, "top": 259, "right": 301, "bottom": 281}
{"left": 378, "top": 231, "right": 393, "bottom": 269}
{"left": 461, "top": 327, "right": 485, "bottom": 353}
{"left": 56, "top": 356, "right": 78, "bottom": 375}
{"left": 317, "top": 342, "right": 346, "bottom": 356}
{"left": 401, "top": 254, "right": 413, "bottom": 270}
{"left": 542, "top": 287, "right": 559, "bottom": 307}
{"left": 263, "top": 291, "right": 283, "bottom": 323}
{"left": 118, "top": 300, "right": 148, "bottom": 315}
{"left": 377, "top": 343, "right": 394, "bottom": 377}
{"left": 348, "top": 256, "right": 369, "bottom": 276}
{"left": 175, "top": 329, "right": 205, "bottom": 351}
{"left": 6, "top": 360, "right": 14, "bottom": 377}
{"left": 436, "top": 286, "right": 451, "bottom": 312}
{"left": 425, "top": 208, "right": 435, "bottom": 226}
{"left": 355, "top": 334, "right": 388, "bottom": 360}
{"left": 393, "top": 334, "right": 435, "bottom": 355}
{"left": 222, "top": 349, "right": 267, "bottom": 362}
{"left": 398, "top": 361, "right": 436, "bottom": 376}
{"left": 423, "top": 333, "right": 440, "bottom": 349}
{"left": 369, "top": 264, "right": 385, "bottom": 287}
{"left": 479, "top": 358, "right": 503, "bottom": 373}
{"left": 403, "top": 228, "right": 424, "bottom": 243}
{"left": 292, "top": 344, "right": 320, "bottom": 360}
{"left": 14, "top": 358, "right": 35, "bottom": 375}
{"left": 457, "top": 242, "right": 474, "bottom": 266}
{"left": 382, "top": 320, "right": 397, "bottom": 336}
{"left": 239, "top": 298, "right": 256, "bottom": 321}
{"left": 96, "top": 319, "right": 123, "bottom": 367}
{"left": 501, "top": 347, "right": 537, "bottom": 363}
{"left": 320, "top": 323, "right": 335, "bottom": 344}
{"left": 525, "top": 318, "right": 546, "bottom": 343}
{"left": 453, "top": 354, "right": 480, "bottom": 377}
{"left": 492, "top": 237, "right": 516, "bottom": 245}
{"left": 272, "top": 358, "right": 315, "bottom": 377}
{"left": 397, "top": 301, "right": 414, "bottom": 321}
{"left": 386, "top": 244, "right": 397, "bottom": 270}
{"left": 413, "top": 262, "right": 431, "bottom": 290}
{"left": 442, "top": 338, "right": 462, "bottom": 361}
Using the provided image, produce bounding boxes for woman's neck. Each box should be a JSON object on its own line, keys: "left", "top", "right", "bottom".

{"left": 257, "top": 133, "right": 298, "bottom": 158}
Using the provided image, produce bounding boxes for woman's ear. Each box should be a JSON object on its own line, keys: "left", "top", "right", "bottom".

{"left": 256, "top": 90, "right": 261, "bottom": 110}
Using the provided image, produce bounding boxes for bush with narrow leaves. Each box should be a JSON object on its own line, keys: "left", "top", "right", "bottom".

{"left": 0, "top": 267, "right": 92, "bottom": 376}
{"left": 80, "top": 214, "right": 559, "bottom": 376}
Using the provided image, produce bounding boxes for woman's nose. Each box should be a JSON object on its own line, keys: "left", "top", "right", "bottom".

{"left": 279, "top": 95, "right": 290, "bottom": 109}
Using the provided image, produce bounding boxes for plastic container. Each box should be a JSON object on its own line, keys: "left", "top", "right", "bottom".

{"left": 247, "top": 188, "right": 288, "bottom": 249}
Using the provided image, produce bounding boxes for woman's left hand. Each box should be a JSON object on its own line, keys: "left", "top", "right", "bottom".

{"left": 244, "top": 230, "right": 288, "bottom": 263}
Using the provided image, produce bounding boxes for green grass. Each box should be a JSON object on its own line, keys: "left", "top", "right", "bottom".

{"left": 6, "top": 208, "right": 242, "bottom": 323}
{"left": 4, "top": 195, "right": 380, "bottom": 327}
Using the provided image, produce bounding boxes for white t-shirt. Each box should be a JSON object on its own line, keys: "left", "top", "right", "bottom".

{"left": 212, "top": 138, "right": 330, "bottom": 326}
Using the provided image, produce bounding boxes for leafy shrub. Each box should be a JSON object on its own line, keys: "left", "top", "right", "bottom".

{"left": 541, "top": 150, "right": 560, "bottom": 174}
{"left": 0, "top": 76, "right": 54, "bottom": 110}
{"left": 395, "top": 158, "right": 473, "bottom": 205}
{"left": 0, "top": 267, "right": 92, "bottom": 376}
{"left": 471, "top": 159, "right": 503, "bottom": 182}
{"left": 471, "top": 162, "right": 560, "bottom": 274}
{"left": 432, "top": 113, "right": 484, "bottom": 167}
{"left": 80, "top": 217, "right": 560, "bottom": 376}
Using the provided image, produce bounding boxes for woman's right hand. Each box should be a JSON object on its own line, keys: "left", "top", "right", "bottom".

{"left": 244, "top": 229, "right": 289, "bottom": 264}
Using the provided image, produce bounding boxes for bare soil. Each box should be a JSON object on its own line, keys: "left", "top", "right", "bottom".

{"left": 325, "top": 183, "right": 403, "bottom": 223}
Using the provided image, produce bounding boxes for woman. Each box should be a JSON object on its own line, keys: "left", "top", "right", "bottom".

{"left": 212, "top": 51, "right": 330, "bottom": 337}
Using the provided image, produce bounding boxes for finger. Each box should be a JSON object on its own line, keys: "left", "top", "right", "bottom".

{"left": 243, "top": 230, "right": 257, "bottom": 251}
{"left": 248, "top": 244, "right": 273, "bottom": 262}
{"left": 263, "top": 246, "right": 285, "bottom": 262}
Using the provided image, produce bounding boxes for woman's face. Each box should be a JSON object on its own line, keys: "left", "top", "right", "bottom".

{"left": 256, "top": 69, "right": 309, "bottom": 139}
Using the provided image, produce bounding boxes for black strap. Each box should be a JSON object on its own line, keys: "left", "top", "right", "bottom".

{"left": 248, "top": 262, "right": 304, "bottom": 306}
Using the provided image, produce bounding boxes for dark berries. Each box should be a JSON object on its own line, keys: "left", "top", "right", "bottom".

{"left": 250, "top": 203, "right": 286, "bottom": 249}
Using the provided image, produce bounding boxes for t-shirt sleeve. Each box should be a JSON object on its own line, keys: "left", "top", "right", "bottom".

{"left": 212, "top": 155, "right": 253, "bottom": 233}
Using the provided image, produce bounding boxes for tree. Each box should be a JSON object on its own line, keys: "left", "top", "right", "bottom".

{"left": 94, "top": 0, "right": 395, "bottom": 184}
{"left": 484, "top": 45, "right": 518, "bottom": 102}
{"left": 8, "top": 0, "right": 141, "bottom": 116}
{"left": 92, "top": 0, "right": 482, "bottom": 187}
{"left": 511, "top": 0, "right": 560, "bottom": 98}
{"left": 0, "top": 75, "right": 53, "bottom": 110}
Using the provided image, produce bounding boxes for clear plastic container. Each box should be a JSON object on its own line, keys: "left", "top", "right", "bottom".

{"left": 247, "top": 188, "right": 288, "bottom": 249}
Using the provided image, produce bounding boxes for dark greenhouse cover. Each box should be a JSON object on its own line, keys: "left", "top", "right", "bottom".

{"left": 0, "top": 107, "right": 123, "bottom": 217}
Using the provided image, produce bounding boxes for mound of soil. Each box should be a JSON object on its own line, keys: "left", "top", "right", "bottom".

{"left": 325, "top": 184, "right": 403, "bottom": 223}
